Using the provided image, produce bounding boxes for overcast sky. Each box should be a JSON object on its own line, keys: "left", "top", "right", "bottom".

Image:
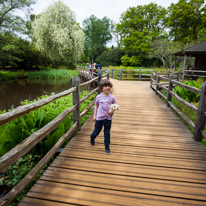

{"left": 32, "top": 0, "right": 179, "bottom": 25}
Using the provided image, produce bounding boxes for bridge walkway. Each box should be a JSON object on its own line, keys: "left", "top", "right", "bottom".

{"left": 20, "top": 79, "right": 206, "bottom": 206}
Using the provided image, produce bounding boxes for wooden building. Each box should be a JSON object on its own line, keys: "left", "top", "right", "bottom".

{"left": 175, "top": 41, "right": 206, "bottom": 71}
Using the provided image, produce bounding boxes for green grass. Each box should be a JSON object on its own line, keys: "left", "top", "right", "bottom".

{"left": 28, "top": 69, "right": 78, "bottom": 80}
{"left": 0, "top": 69, "right": 78, "bottom": 81}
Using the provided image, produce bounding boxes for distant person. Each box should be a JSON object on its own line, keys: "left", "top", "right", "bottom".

{"left": 95, "top": 63, "right": 102, "bottom": 70}
{"left": 90, "top": 79, "right": 117, "bottom": 154}
{"left": 93, "top": 63, "right": 101, "bottom": 76}
{"left": 89, "top": 64, "right": 92, "bottom": 74}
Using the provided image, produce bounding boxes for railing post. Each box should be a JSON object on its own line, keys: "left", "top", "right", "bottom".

{"left": 167, "top": 68, "right": 170, "bottom": 78}
{"left": 111, "top": 67, "right": 114, "bottom": 78}
{"left": 107, "top": 70, "right": 109, "bottom": 80}
{"left": 98, "top": 68, "right": 102, "bottom": 94}
{"left": 120, "top": 67, "right": 122, "bottom": 80}
{"left": 72, "top": 76, "right": 81, "bottom": 131}
{"left": 150, "top": 69, "right": 153, "bottom": 88}
{"left": 194, "top": 81, "right": 206, "bottom": 141}
{"left": 177, "top": 69, "right": 181, "bottom": 81}
{"left": 156, "top": 71, "right": 160, "bottom": 95}
{"left": 139, "top": 68, "right": 141, "bottom": 81}
{"left": 167, "top": 74, "right": 173, "bottom": 107}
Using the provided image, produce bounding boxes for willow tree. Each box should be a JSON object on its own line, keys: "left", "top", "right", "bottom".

{"left": 32, "top": 1, "right": 84, "bottom": 65}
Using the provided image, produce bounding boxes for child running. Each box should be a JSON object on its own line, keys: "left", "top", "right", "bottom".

{"left": 90, "top": 79, "right": 117, "bottom": 154}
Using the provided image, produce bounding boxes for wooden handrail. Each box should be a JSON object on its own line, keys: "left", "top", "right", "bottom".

{"left": 159, "top": 76, "right": 169, "bottom": 81}
{"left": 80, "top": 98, "right": 96, "bottom": 119}
{"left": 80, "top": 76, "right": 99, "bottom": 89}
{"left": 172, "top": 80, "right": 201, "bottom": 94}
{"left": 80, "top": 87, "right": 98, "bottom": 104}
{"left": 170, "top": 91, "right": 198, "bottom": 112}
{"left": 201, "top": 130, "right": 206, "bottom": 139}
{"left": 168, "top": 101, "right": 195, "bottom": 129}
{"left": 0, "top": 122, "right": 78, "bottom": 206}
{"left": 0, "top": 87, "right": 76, "bottom": 126}
{"left": 151, "top": 71, "right": 206, "bottom": 141}
{"left": 0, "top": 104, "right": 77, "bottom": 173}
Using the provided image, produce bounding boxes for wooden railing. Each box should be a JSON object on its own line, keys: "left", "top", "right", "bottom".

{"left": 78, "top": 66, "right": 152, "bottom": 81}
{"left": 150, "top": 71, "right": 206, "bottom": 142}
{"left": 184, "top": 69, "right": 206, "bottom": 80}
{"left": 0, "top": 72, "right": 108, "bottom": 206}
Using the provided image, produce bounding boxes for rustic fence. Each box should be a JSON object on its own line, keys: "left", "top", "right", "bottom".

{"left": 78, "top": 66, "right": 153, "bottom": 81}
{"left": 150, "top": 71, "right": 206, "bottom": 142}
{"left": 0, "top": 71, "right": 108, "bottom": 206}
{"left": 183, "top": 69, "right": 206, "bottom": 80}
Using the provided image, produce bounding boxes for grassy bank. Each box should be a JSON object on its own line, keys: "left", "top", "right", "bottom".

{"left": 0, "top": 68, "right": 78, "bottom": 81}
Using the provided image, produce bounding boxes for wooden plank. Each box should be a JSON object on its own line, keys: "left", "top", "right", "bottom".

{"left": 40, "top": 167, "right": 206, "bottom": 200}
{"left": 67, "top": 139, "right": 206, "bottom": 160}
{"left": 20, "top": 197, "right": 74, "bottom": 206}
{"left": 72, "top": 136, "right": 206, "bottom": 152}
{"left": 60, "top": 148, "right": 206, "bottom": 170}
{"left": 52, "top": 157, "right": 206, "bottom": 183}
{"left": 21, "top": 180, "right": 206, "bottom": 206}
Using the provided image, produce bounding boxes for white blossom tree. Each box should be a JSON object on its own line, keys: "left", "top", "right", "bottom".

{"left": 32, "top": 1, "right": 84, "bottom": 65}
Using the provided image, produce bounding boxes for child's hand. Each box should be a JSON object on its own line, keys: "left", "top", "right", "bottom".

{"left": 93, "top": 115, "right": 96, "bottom": 121}
{"left": 108, "top": 110, "right": 114, "bottom": 115}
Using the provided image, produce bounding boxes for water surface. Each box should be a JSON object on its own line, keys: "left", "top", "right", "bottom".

{"left": 0, "top": 79, "right": 72, "bottom": 111}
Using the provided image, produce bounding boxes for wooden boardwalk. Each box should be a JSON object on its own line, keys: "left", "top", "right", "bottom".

{"left": 20, "top": 80, "right": 206, "bottom": 206}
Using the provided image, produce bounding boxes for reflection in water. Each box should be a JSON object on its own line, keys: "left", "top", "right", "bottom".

{"left": 0, "top": 79, "right": 72, "bottom": 111}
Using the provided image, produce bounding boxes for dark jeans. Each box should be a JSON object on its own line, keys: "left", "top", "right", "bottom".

{"left": 90, "top": 119, "right": 112, "bottom": 146}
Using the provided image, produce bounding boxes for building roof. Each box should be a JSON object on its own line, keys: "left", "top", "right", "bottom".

{"left": 174, "top": 41, "right": 206, "bottom": 56}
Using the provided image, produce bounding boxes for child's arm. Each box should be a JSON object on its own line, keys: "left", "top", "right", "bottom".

{"left": 108, "top": 97, "right": 117, "bottom": 115}
{"left": 108, "top": 109, "right": 114, "bottom": 115}
{"left": 93, "top": 105, "right": 98, "bottom": 121}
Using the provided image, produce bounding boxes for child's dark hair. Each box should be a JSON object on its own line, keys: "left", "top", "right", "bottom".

{"left": 99, "top": 79, "right": 113, "bottom": 91}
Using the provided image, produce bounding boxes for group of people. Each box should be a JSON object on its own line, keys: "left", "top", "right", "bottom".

{"left": 89, "top": 63, "right": 102, "bottom": 76}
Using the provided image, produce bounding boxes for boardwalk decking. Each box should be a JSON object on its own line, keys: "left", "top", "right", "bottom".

{"left": 20, "top": 80, "right": 206, "bottom": 206}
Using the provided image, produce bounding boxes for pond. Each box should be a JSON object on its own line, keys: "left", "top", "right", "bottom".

{"left": 0, "top": 78, "right": 73, "bottom": 111}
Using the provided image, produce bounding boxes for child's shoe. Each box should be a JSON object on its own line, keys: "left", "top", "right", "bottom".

{"left": 105, "top": 145, "right": 110, "bottom": 154}
{"left": 90, "top": 137, "right": 95, "bottom": 145}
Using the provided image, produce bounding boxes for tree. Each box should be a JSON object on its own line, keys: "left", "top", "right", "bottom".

{"left": 111, "top": 22, "right": 122, "bottom": 49}
{"left": 0, "top": 0, "right": 36, "bottom": 33}
{"left": 149, "top": 38, "right": 183, "bottom": 68}
{"left": 167, "top": 0, "right": 206, "bottom": 45}
{"left": 95, "top": 48, "right": 125, "bottom": 66}
{"left": 0, "top": 32, "right": 50, "bottom": 69}
{"left": 32, "top": 1, "right": 84, "bottom": 66}
{"left": 83, "top": 15, "right": 112, "bottom": 62}
{"left": 117, "top": 3, "right": 167, "bottom": 60}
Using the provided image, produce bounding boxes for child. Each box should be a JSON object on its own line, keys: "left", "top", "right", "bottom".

{"left": 90, "top": 79, "right": 117, "bottom": 154}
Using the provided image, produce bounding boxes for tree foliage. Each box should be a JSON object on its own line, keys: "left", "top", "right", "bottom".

{"left": 0, "top": 0, "right": 36, "bottom": 33}
{"left": 32, "top": 1, "right": 84, "bottom": 65}
{"left": 167, "top": 0, "right": 206, "bottom": 45}
{"left": 95, "top": 48, "right": 125, "bottom": 66}
{"left": 149, "top": 38, "right": 183, "bottom": 68}
{"left": 117, "top": 3, "right": 167, "bottom": 56}
{"left": 0, "top": 32, "right": 50, "bottom": 69}
{"left": 83, "top": 15, "right": 112, "bottom": 62}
